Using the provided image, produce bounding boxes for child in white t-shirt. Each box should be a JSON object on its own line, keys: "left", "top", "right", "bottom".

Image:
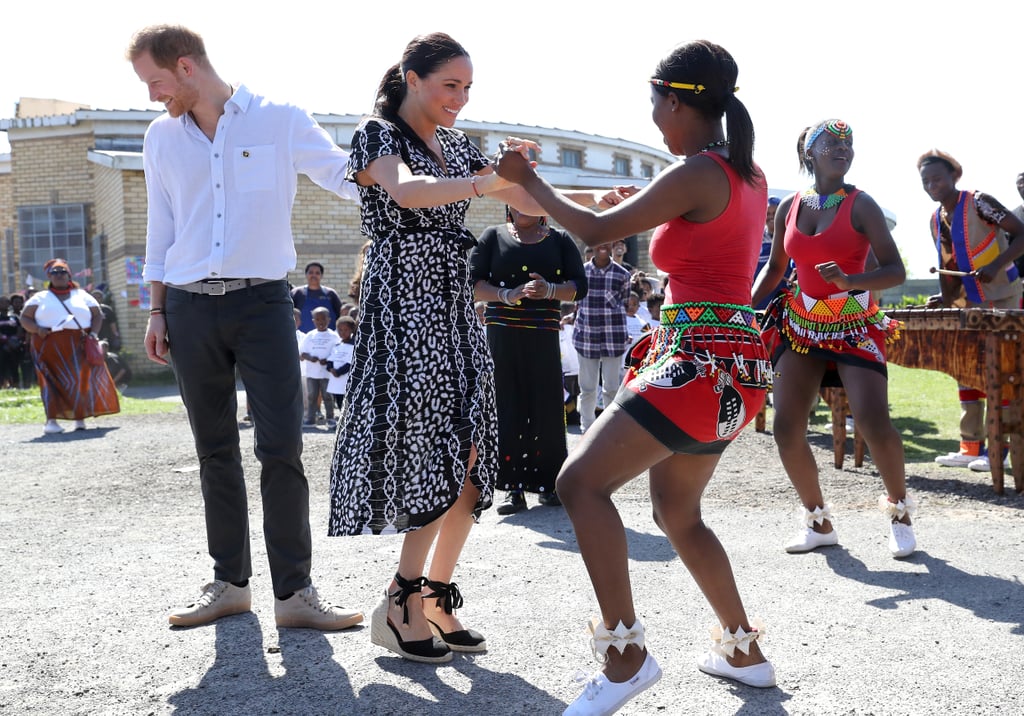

{"left": 559, "top": 302, "right": 581, "bottom": 426}
{"left": 624, "top": 291, "right": 650, "bottom": 345}
{"left": 326, "top": 316, "right": 356, "bottom": 419}
{"left": 300, "top": 307, "right": 340, "bottom": 427}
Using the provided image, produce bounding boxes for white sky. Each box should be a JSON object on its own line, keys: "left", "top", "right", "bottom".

{"left": 3, "top": 0, "right": 1022, "bottom": 279}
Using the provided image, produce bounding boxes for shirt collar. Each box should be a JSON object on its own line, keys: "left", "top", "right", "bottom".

{"left": 178, "top": 83, "right": 252, "bottom": 131}
{"left": 227, "top": 84, "right": 253, "bottom": 112}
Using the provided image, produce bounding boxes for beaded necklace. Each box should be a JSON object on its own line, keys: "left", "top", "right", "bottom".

{"left": 699, "top": 139, "right": 728, "bottom": 153}
{"left": 800, "top": 186, "right": 848, "bottom": 211}
{"left": 508, "top": 222, "right": 549, "bottom": 244}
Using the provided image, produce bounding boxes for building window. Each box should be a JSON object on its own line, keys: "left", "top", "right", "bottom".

{"left": 561, "top": 148, "right": 582, "bottom": 168}
{"left": 614, "top": 156, "right": 631, "bottom": 176}
{"left": 18, "top": 204, "right": 88, "bottom": 284}
{"left": 640, "top": 163, "right": 654, "bottom": 179}
{"left": 466, "top": 134, "right": 483, "bottom": 150}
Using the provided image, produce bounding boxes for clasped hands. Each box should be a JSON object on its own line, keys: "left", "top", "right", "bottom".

{"left": 499, "top": 273, "right": 555, "bottom": 304}
{"left": 495, "top": 136, "right": 637, "bottom": 209}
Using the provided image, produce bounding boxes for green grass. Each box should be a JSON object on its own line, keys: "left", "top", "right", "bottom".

{"left": 807, "top": 363, "right": 961, "bottom": 463}
{"left": 2, "top": 365, "right": 964, "bottom": 462}
{"left": 0, "top": 386, "right": 180, "bottom": 424}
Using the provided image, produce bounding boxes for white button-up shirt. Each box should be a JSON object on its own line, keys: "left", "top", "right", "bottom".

{"left": 142, "top": 84, "right": 359, "bottom": 285}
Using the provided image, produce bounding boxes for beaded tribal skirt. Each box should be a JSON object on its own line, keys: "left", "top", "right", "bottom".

{"left": 615, "top": 302, "right": 772, "bottom": 454}
{"left": 761, "top": 286, "right": 901, "bottom": 383}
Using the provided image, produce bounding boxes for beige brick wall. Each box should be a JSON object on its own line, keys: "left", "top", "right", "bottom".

{"left": 0, "top": 173, "right": 13, "bottom": 293}
{"left": 12, "top": 134, "right": 94, "bottom": 207}
{"left": 5, "top": 125, "right": 654, "bottom": 378}
{"left": 93, "top": 165, "right": 151, "bottom": 366}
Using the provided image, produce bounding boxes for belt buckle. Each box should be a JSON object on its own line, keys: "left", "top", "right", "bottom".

{"left": 205, "top": 280, "right": 227, "bottom": 296}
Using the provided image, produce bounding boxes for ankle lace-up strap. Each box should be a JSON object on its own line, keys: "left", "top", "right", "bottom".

{"left": 878, "top": 493, "right": 917, "bottom": 521}
{"left": 710, "top": 618, "right": 766, "bottom": 657}
{"left": 423, "top": 579, "right": 464, "bottom": 614}
{"left": 387, "top": 573, "right": 426, "bottom": 625}
{"left": 588, "top": 617, "right": 645, "bottom": 663}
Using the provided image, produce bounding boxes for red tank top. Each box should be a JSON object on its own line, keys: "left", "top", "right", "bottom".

{"left": 649, "top": 153, "right": 767, "bottom": 305}
{"left": 783, "top": 189, "right": 869, "bottom": 297}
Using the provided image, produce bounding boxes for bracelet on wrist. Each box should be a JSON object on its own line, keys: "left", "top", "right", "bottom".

{"left": 470, "top": 176, "right": 482, "bottom": 198}
{"left": 150, "top": 308, "right": 166, "bottom": 315}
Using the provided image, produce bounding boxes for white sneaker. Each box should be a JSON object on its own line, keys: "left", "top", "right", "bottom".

{"left": 784, "top": 526, "right": 839, "bottom": 553}
{"left": 43, "top": 420, "right": 64, "bottom": 434}
{"left": 889, "top": 522, "right": 916, "bottom": 559}
{"left": 169, "top": 581, "right": 252, "bottom": 627}
{"left": 274, "top": 584, "right": 363, "bottom": 630}
{"left": 824, "top": 417, "right": 855, "bottom": 432}
{"left": 563, "top": 651, "right": 662, "bottom": 715}
{"left": 934, "top": 450, "right": 977, "bottom": 467}
{"left": 967, "top": 453, "right": 1010, "bottom": 472}
{"left": 74, "top": 419, "right": 86, "bottom": 431}
{"left": 697, "top": 650, "right": 777, "bottom": 688}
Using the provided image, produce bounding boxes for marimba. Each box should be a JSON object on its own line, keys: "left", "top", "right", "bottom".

{"left": 886, "top": 307, "right": 1024, "bottom": 494}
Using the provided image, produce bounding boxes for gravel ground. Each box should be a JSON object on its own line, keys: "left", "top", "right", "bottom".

{"left": 2, "top": 384, "right": 1023, "bottom": 716}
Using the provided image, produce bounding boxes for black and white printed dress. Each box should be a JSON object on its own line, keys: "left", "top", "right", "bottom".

{"left": 327, "top": 118, "right": 498, "bottom": 535}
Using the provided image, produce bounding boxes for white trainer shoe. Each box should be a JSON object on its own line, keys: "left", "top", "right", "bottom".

{"left": 563, "top": 651, "right": 662, "bottom": 715}
{"left": 935, "top": 450, "right": 977, "bottom": 467}
{"left": 697, "top": 650, "right": 777, "bottom": 688}
{"left": 43, "top": 420, "right": 64, "bottom": 434}
{"left": 889, "top": 522, "right": 917, "bottom": 559}
{"left": 967, "top": 453, "right": 1010, "bottom": 472}
{"left": 784, "top": 526, "right": 839, "bottom": 553}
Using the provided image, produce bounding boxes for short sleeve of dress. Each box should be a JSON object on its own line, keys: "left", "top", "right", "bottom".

{"left": 345, "top": 118, "right": 403, "bottom": 182}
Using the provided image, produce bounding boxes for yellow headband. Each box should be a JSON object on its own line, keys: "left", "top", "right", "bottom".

{"left": 650, "top": 78, "right": 738, "bottom": 94}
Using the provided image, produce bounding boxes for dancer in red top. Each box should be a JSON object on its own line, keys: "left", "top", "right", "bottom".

{"left": 498, "top": 39, "right": 775, "bottom": 716}
{"left": 753, "top": 119, "right": 915, "bottom": 560}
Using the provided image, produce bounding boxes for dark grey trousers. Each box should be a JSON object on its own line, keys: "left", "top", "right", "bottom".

{"left": 166, "top": 280, "right": 311, "bottom": 598}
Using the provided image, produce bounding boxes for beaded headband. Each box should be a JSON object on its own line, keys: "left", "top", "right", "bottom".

{"left": 805, "top": 119, "right": 852, "bottom": 154}
{"left": 650, "top": 78, "right": 739, "bottom": 94}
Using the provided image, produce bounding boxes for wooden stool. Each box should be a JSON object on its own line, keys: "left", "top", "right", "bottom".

{"left": 755, "top": 387, "right": 770, "bottom": 432}
{"left": 820, "top": 387, "right": 866, "bottom": 468}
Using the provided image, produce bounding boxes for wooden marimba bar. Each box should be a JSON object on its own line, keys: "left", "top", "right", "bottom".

{"left": 886, "top": 307, "right": 1024, "bottom": 494}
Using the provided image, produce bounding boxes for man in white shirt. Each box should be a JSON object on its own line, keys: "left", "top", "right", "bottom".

{"left": 128, "top": 24, "right": 361, "bottom": 631}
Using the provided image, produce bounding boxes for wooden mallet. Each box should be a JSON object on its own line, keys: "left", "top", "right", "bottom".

{"left": 929, "top": 266, "right": 972, "bottom": 277}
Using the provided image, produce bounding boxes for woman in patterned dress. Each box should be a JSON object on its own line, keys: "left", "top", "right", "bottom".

{"left": 497, "top": 40, "right": 776, "bottom": 715}
{"left": 328, "top": 32, "right": 618, "bottom": 664}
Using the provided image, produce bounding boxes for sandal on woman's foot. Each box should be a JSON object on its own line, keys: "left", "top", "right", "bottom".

{"left": 370, "top": 574, "right": 451, "bottom": 663}
{"left": 696, "top": 619, "right": 775, "bottom": 688}
{"left": 563, "top": 618, "right": 662, "bottom": 716}
{"left": 423, "top": 579, "right": 486, "bottom": 652}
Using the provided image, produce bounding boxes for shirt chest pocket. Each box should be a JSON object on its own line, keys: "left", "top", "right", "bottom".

{"left": 234, "top": 144, "right": 277, "bottom": 192}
